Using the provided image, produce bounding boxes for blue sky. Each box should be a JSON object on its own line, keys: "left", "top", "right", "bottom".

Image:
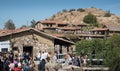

{"left": 0, "top": 0, "right": 120, "bottom": 29}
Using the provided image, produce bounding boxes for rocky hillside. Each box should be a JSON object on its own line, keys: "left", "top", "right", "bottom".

{"left": 48, "top": 8, "right": 120, "bottom": 26}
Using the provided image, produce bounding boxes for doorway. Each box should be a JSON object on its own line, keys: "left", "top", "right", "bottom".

{"left": 23, "top": 46, "right": 33, "bottom": 57}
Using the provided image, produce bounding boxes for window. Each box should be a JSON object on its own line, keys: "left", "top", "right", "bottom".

{"left": 1, "top": 48, "right": 8, "bottom": 52}
{"left": 50, "top": 24, "right": 52, "bottom": 27}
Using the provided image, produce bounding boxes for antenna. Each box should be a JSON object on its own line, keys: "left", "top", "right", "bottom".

{"left": 27, "top": 20, "right": 28, "bottom": 27}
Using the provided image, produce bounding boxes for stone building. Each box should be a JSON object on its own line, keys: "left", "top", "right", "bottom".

{"left": 0, "top": 28, "right": 74, "bottom": 57}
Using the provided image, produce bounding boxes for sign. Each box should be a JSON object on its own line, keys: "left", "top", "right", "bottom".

{"left": 0, "top": 41, "right": 10, "bottom": 52}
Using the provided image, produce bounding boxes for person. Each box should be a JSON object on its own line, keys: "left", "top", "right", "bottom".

{"left": 23, "top": 63, "right": 30, "bottom": 71}
{"left": 66, "top": 53, "right": 72, "bottom": 65}
{"left": 0, "top": 59, "right": 3, "bottom": 71}
{"left": 18, "top": 60, "right": 22, "bottom": 69}
{"left": 23, "top": 52, "right": 27, "bottom": 60}
{"left": 9, "top": 51, "right": 14, "bottom": 61}
{"left": 44, "top": 50, "right": 48, "bottom": 59}
{"left": 72, "top": 56, "right": 79, "bottom": 66}
{"left": 70, "top": 67, "right": 74, "bottom": 71}
{"left": 40, "top": 51, "right": 45, "bottom": 60}
{"left": 53, "top": 53, "right": 57, "bottom": 63}
{"left": 53, "top": 68, "right": 58, "bottom": 71}
{"left": 13, "top": 64, "right": 21, "bottom": 71}
{"left": 37, "top": 51, "right": 41, "bottom": 61}
{"left": 76, "top": 57, "right": 80, "bottom": 66}
{"left": 29, "top": 57, "right": 35, "bottom": 71}
{"left": 45, "top": 68, "right": 49, "bottom": 71}
{"left": 82, "top": 55, "right": 88, "bottom": 67}
{"left": 40, "top": 50, "right": 49, "bottom": 61}
{"left": 22, "top": 58, "right": 28, "bottom": 65}
{"left": 14, "top": 58, "right": 18, "bottom": 65}
{"left": 3, "top": 58, "right": 9, "bottom": 71}
{"left": 9, "top": 60, "right": 15, "bottom": 71}
{"left": 38, "top": 59, "right": 46, "bottom": 71}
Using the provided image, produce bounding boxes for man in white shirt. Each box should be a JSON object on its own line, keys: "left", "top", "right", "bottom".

{"left": 37, "top": 51, "right": 41, "bottom": 61}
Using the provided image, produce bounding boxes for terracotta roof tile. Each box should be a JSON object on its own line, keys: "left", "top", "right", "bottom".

{"left": 78, "top": 34, "right": 105, "bottom": 37}
{"left": 58, "top": 27, "right": 80, "bottom": 30}
{"left": 39, "top": 20, "right": 67, "bottom": 25}
{"left": 0, "top": 28, "right": 31, "bottom": 37}
{"left": 91, "top": 28, "right": 109, "bottom": 31}
{"left": 0, "top": 28, "right": 74, "bottom": 44}
{"left": 56, "top": 21, "right": 67, "bottom": 25}
{"left": 104, "top": 24, "right": 120, "bottom": 31}
{"left": 40, "top": 20, "right": 56, "bottom": 24}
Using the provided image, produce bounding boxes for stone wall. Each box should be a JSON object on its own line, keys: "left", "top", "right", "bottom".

{"left": 12, "top": 33, "right": 54, "bottom": 57}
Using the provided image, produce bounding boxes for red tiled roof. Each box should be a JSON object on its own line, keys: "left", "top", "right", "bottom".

{"left": 0, "top": 28, "right": 74, "bottom": 44}
{"left": 58, "top": 27, "right": 80, "bottom": 30}
{"left": 0, "top": 28, "right": 31, "bottom": 37}
{"left": 40, "top": 20, "right": 56, "bottom": 24}
{"left": 56, "top": 21, "right": 67, "bottom": 25}
{"left": 91, "top": 28, "right": 109, "bottom": 31}
{"left": 0, "top": 30, "right": 10, "bottom": 36}
{"left": 39, "top": 20, "right": 67, "bottom": 25}
{"left": 78, "top": 34, "right": 105, "bottom": 37}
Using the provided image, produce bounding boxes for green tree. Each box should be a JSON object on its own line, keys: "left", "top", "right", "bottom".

{"left": 30, "top": 19, "right": 36, "bottom": 28}
{"left": 105, "top": 47, "right": 120, "bottom": 71}
{"left": 62, "top": 9, "right": 67, "bottom": 12}
{"left": 83, "top": 13, "right": 98, "bottom": 27}
{"left": 91, "top": 39, "right": 106, "bottom": 58}
{"left": 76, "top": 39, "right": 93, "bottom": 56}
{"left": 76, "top": 34, "right": 120, "bottom": 70}
{"left": 104, "top": 34, "right": 120, "bottom": 71}
{"left": 108, "top": 34, "right": 120, "bottom": 48}
{"left": 69, "top": 9, "right": 76, "bottom": 12}
{"left": 20, "top": 25, "right": 28, "bottom": 28}
{"left": 77, "top": 8, "right": 85, "bottom": 12}
{"left": 4, "top": 19, "right": 16, "bottom": 30}
{"left": 76, "top": 39, "right": 107, "bottom": 67}
{"left": 76, "top": 39, "right": 105, "bottom": 58}
{"left": 104, "top": 10, "right": 111, "bottom": 17}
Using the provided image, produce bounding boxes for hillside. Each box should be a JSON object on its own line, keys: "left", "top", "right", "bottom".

{"left": 48, "top": 8, "right": 120, "bottom": 26}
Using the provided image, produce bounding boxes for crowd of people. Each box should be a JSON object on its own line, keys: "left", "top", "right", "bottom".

{"left": 0, "top": 50, "right": 89, "bottom": 71}
{"left": 0, "top": 51, "right": 35, "bottom": 71}
{"left": 52, "top": 51, "right": 88, "bottom": 67}
{"left": 36, "top": 50, "right": 88, "bottom": 71}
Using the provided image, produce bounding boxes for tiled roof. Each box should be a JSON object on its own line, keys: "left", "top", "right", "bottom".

{"left": 91, "top": 28, "right": 109, "bottom": 31}
{"left": 0, "top": 28, "right": 31, "bottom": 37}
{"left": 0, "top": 28, "right": 74, "bottom": 44}
{"left": 78, "top": 34, "right": 105, "bottom": 37}
{"left": 104, "top": 24, "right": 120, "bottom": 32}
{"left": 40, "top": 20, "right": 56, "bottom": 24}
{"left": 58, "top": 27, "right": 80, "bottom": 30}
{"left": 56, "top": 21, "right": 67, "bottom": 25}
{"left": 39, "top": 20, "right": 67, "bottom": 25}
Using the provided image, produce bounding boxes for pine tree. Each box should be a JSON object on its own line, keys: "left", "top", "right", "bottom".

{"left": 4, "top": 19, "right": 16, "bottom": 30}
{"left": 30, "top": 19, "right": 36, "bottom": 28}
